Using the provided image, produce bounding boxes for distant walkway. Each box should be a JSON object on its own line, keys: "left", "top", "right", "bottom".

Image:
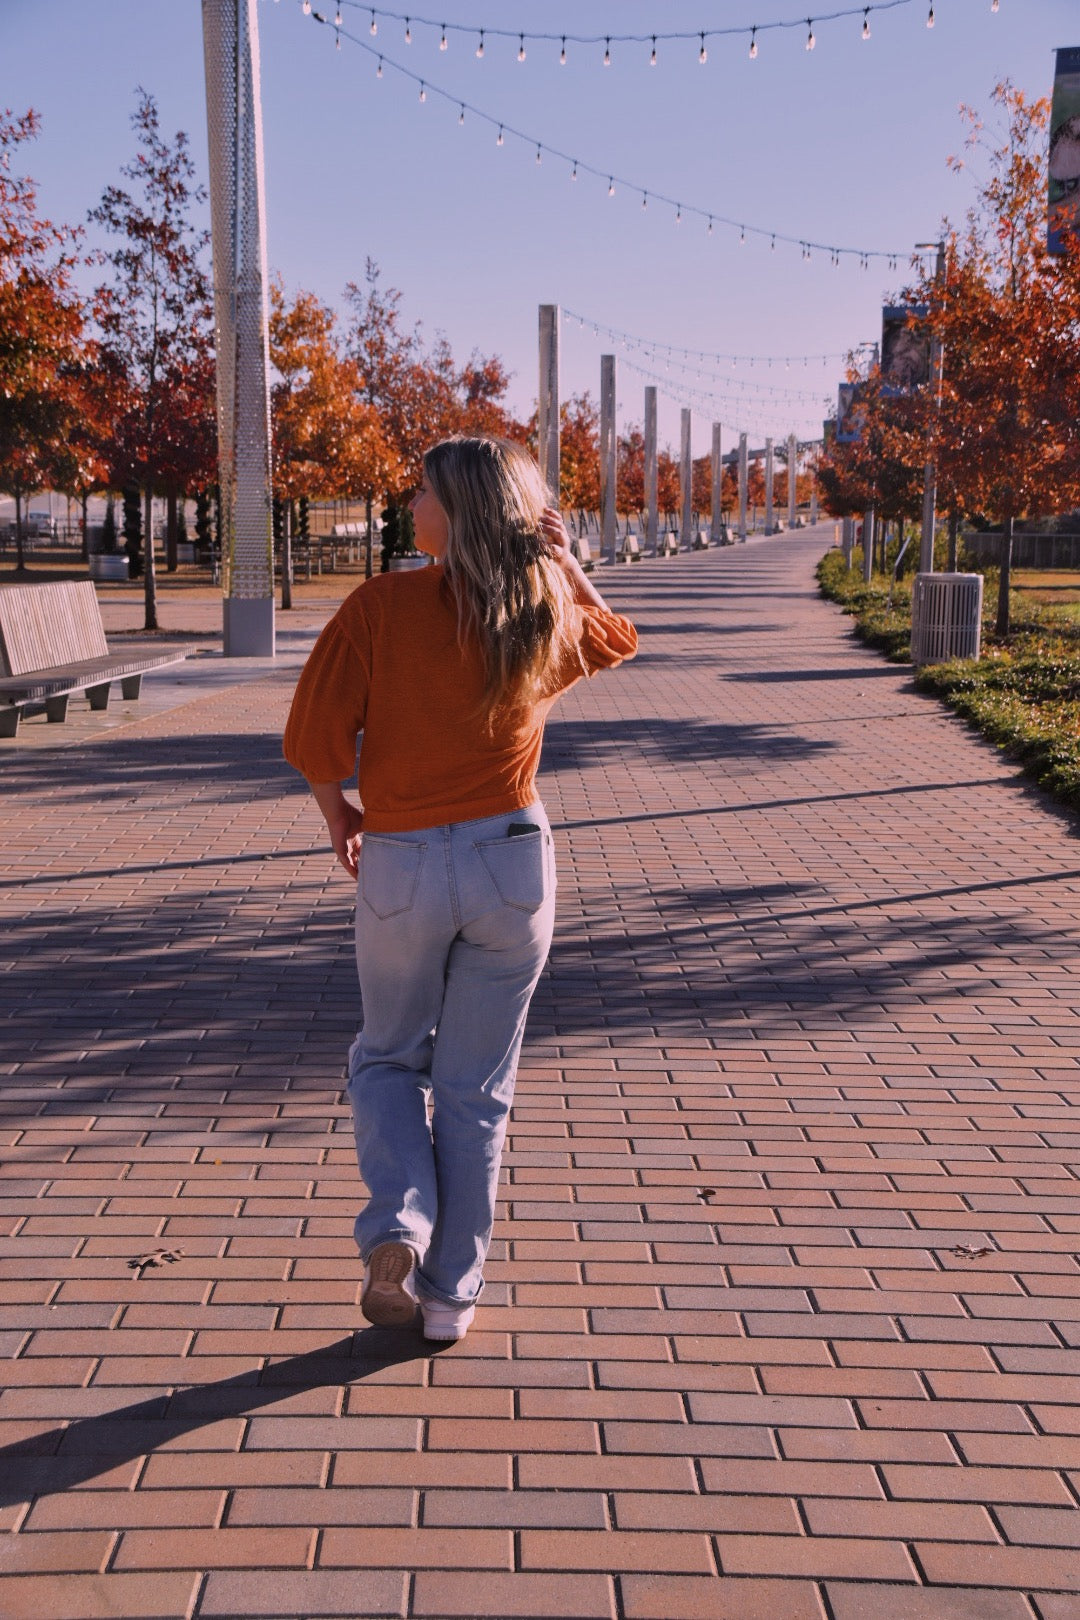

{"left": 2, "top": 526, "right": 1078, "bottom": 1619}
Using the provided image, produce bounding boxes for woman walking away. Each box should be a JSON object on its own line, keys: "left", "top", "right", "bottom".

{"left": 283, "top": 437, "right": 637, "bottom": 1342}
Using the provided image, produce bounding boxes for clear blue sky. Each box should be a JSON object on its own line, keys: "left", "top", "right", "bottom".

{"left": 4, "top": 0, "right": 1075, "bottom": 457}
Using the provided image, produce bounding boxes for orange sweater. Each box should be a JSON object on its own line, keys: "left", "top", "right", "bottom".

{"left": 283, "top": 564, "right": 637, "bottom": 832}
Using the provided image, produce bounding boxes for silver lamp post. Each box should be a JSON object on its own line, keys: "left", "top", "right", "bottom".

{"left": 202, "top": 0, "right": 275, "bottom": 657}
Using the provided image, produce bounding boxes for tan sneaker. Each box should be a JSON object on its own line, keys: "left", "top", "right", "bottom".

{"left": 360, "top": 1242, "right": 417, "bottom": 1327}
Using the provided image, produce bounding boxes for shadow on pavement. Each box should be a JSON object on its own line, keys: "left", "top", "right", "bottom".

{"left": 0, "top": 1330, "right": 444, "bottom": 1509}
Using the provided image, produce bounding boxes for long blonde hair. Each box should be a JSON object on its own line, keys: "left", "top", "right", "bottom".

{"left": 423, "top": 436, "right": 576, "bottom": 711}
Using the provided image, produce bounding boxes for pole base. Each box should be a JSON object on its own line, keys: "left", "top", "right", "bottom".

{"left": 223, "top": 596, "right": 275, "bottom": 658}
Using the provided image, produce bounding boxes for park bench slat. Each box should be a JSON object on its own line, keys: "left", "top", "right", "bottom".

{"left": 0, "top": 580, "right": 191, "bottom": 737}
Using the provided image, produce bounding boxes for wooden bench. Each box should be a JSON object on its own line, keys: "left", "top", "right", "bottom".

{"left": 0, "top": 580, "right": 190, "bottom": 738}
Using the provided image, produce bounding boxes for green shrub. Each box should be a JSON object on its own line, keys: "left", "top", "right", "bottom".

{"left": 817, "top": 547, "right": 1080, "bottom": 815}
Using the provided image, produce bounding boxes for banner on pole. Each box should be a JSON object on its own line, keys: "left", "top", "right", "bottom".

{"left": 1048, "top": 46, "right": 1080, "bottom": 254}
{"left": 836, "top": 382, "right": 865, "bottom": 443}
{"left": 881, "top": 305, "right": 929, "bottom": 392}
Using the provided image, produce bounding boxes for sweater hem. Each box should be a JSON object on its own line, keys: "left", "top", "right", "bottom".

{"left": 360, "top": 789, "right": 539, "bottom": 835}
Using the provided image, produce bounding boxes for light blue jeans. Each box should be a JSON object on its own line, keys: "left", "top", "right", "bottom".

{"left": 346, "top": 805, "right": 556, "bottom": 1307}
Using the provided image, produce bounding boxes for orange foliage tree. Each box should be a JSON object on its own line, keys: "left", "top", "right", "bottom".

{"left": 0, "top": 110, "right": 92, "bottom": 570}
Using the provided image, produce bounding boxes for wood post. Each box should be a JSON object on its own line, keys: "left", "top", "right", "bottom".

{"left": 738, "top": 434, "right": 748, "bottom": 539}
{"left": 680, "top": 408, "right": 692, "bottom": 551}
{"left": 644, "top": 387, "right": 658, "bottom": 553}
{"left": 538, "top": 305, "right": 560, "bottom": 505}
{"left": 710, "top": 423, "right": 722, "bottom": 544}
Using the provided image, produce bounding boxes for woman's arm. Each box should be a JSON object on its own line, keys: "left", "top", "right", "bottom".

{"left": 539, "top": 507, "right": 611, "bottom": 610}
{"left": 309, "top": 781, "right": 365, "bottom": 878}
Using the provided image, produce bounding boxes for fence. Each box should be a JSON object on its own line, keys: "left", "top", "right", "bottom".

{"left": 962, "top": 531, "right": 1080, "bottom": 570}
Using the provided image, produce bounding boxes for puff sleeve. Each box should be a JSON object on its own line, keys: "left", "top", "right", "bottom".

{"left": 283, "top": 611, "right": 371, "bottom": 784}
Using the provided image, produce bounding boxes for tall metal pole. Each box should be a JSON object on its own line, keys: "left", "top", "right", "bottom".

{"left": 810, "top": 457, "right": 819, "bottom": 524}
{"left": 600, "top": 355, "right": 617, "bottom": 565}
{"left": 202, "top": 0, "right": 275, "bottom": 656}
{"left": 538, "top": 305, "right": 560, "bottom": 506}
{"left": 710, "top": 422, "right": 722, "bottom": 544}
{"left": 918, "top": 240, "right": 946, "bottom": 574}
{"left": 644, "top": 386, "right": 658, "bottom": 553}
{"left": 787, "top": 433, "right": 798, "bottom": 528}
{"left": 764, "top": 438, "right": 774, "bottom": 534}
{"left": 680, "top": 408, "right": 693, "bottom": 548}
{"left": 737, "top": 433, "right": 748, "bottom": 539}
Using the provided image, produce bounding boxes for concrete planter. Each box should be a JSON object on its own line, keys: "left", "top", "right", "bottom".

{"left": 88, "top": 553, "right": 130, "bottom": 581}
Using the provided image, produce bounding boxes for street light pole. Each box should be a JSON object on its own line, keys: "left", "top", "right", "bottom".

{"left": 917, "top": 240, "right": 946, "bottom": 575}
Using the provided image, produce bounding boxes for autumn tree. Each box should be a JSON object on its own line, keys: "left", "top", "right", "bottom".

{"left": 270, "top": 281, "right": 391, "bottom": 599}
{"left": 0, "top": 109, "right": 91, "bottom": 570}
{"left": 905, "top": 83, "right": 1080, "bottom": 633}
{"left": 90, "top": 90, "right": 215, "bottom": 627}
{"left": 557, "top": 392, "right": 601, "bottom": 512}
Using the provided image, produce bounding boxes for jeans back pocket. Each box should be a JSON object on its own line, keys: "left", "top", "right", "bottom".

{"left": 475, "top": 830, "right": 553, "bottom": 913}
{"left": 360, "top": 835, "right": 427, "bottom": 919}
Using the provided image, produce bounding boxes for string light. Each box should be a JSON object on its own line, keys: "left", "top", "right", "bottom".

{"left": 303, "top": 14, "right": 909, "bottom": 267}
{"left": 404, "top": 15, "right": 411, "bottom": 42}
{"left": 335, "top": 3, "right": 949, "bottom": 66}
{"left": 650, "top": 37, "right": 657, "bottom": 65}
{"left": 302, "top": 0, "right": 311, "bottom": 13}
{"left": 334, "top": 6, "right": 342, "bottom": 24}
{"left": 560, "top": 37, "right": 567, "bottom": 64}
{"left": 642, "top": 191, "right": 648, "bottom": 210}
{"left": 336, "top": 27, "right": 341, "bottom": 48}
{"left": 806, "top": 18, "right": 816, "bottom": 50}
{"left": 369, "top": 7, "right": 377, "bottom": 32}
{"left": 862, "top": 8, "right": 870, "bottom": 37}
{"left": 991, "top": 0, "right": 999, "bottom": 9}
{"left": 563, "top": 307, "right": 846, "bottom": 373}
{"left": 535, "top": 143, "right": 542, "bottom": 163}
{"left": 603, "top": 38, "right": 611, "bottom": 66}
{"left": 475, "top": 29, "right": 484, "bottom": 56}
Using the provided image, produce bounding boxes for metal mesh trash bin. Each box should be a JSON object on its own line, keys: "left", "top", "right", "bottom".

{"left": 910, "top": 572, "right": 983, "bottom": 667}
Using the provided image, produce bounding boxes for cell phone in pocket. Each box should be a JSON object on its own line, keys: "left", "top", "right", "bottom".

{"left": 507, "top": 822, "right": 540, "bottom": 837}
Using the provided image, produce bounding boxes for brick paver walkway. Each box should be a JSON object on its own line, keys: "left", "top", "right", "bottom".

{"left": 3, "top": 527, "right": 1079, "bottom": 1619}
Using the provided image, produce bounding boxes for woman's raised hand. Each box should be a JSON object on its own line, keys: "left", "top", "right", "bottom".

{"left": 539, "top": 506, "right": 573, "bottom": 566}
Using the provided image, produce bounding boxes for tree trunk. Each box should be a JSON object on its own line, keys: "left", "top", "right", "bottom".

{"left": 166, "top": 490, "right": 178, "bottom": 572}
{"left": 281, "top": 499, "right": 292, "bottom": 610}
{"left": 995, "top": 513, "right": 1014, "bottom": 639}
{"left": 947, "top": 510, "right": 959, "bottom": 573}
{"left": 143, "top": 488, "right": 159, "bottom": 631}
{"left": 14, "top": 493, "right": 25, "bottom": 571}
{"left": 81, "top": 494, "right": 90, "bottom": 563}
{"left": 365, "top": 493, "right": 374, "bottom": 579}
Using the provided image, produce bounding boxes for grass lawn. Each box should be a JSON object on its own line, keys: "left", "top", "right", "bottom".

{"left": 818, "top": 547, "right": 1080, "bottom": 814}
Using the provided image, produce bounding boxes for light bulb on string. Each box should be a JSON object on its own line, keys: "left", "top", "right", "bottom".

{"left": 458, "top": 104, "right": 465, "bottom": 125}
{"left": 496, "top": 125, "right": 504, "bottom": 146}
{"left": 440, "top": 25, "right": 447, "bottom": 50}
{"left": 806, "top": 19, "right": 815, "bottom": 50}
{"left": 571, "top": 160, "right": 578, "bottom": 180}
{"left": 475, "top": 30, "right": 484, "bottom": 57}
{"left": 404, "top": 18, "right": 411, "bottom": 44}
{"left": 642, "top": 192, "right": 648, "bottom": 211}
{"left": 334, "top": 7, "right": 341, "bottom": 26}
{"left": 926, "top": 2, "right": 934, "bottom": 25}
{"left": 335, "top": 28, "right": 341, "bottom": 49}
{"left": 535, "top": 144, "right": 542, "bottom": 164}
{"left": 675, "top": 205, "right": 682, "bottom": 225}
{"left": 991, "top": 0, "right": 999, "bottom": 9}
{"left": 560, "top": 37, "right": 567, "bottom": 64}
{"left": 369, "top": 9, "right": 376, "bottom": 34}
{"left": 650, "top": 37, "right": 657, "bottom": 65}
{"left": 603, "top": 38, "right": 611, "bottom": 67}
{"left": 862, "top": 8, "right": 870, "bottom": 38}
{"left": 707, "top": 216, "right": 714, "bottom": 236}
{"left": 740, "top": 226, "right": 746, "bottom": 245}
{"left": 608, "top": 177, "right": 615, "bottom": 197}
{"left": 517, "top": 34, "right": 526, "bottom": 61}
{"left": 302, "top": 0, "right": 311, "bottom": 14}
{"left": 376, "top": 55, "right": 383, "bottom": 75}
{"left": 699, "top": 32, "right": 707, "bottom": 63}
{"left": 749, "top": 27, "right": 758, "bottom": 58}
{"left": 418, "top": 81, "right": 426, "bottom": 102}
